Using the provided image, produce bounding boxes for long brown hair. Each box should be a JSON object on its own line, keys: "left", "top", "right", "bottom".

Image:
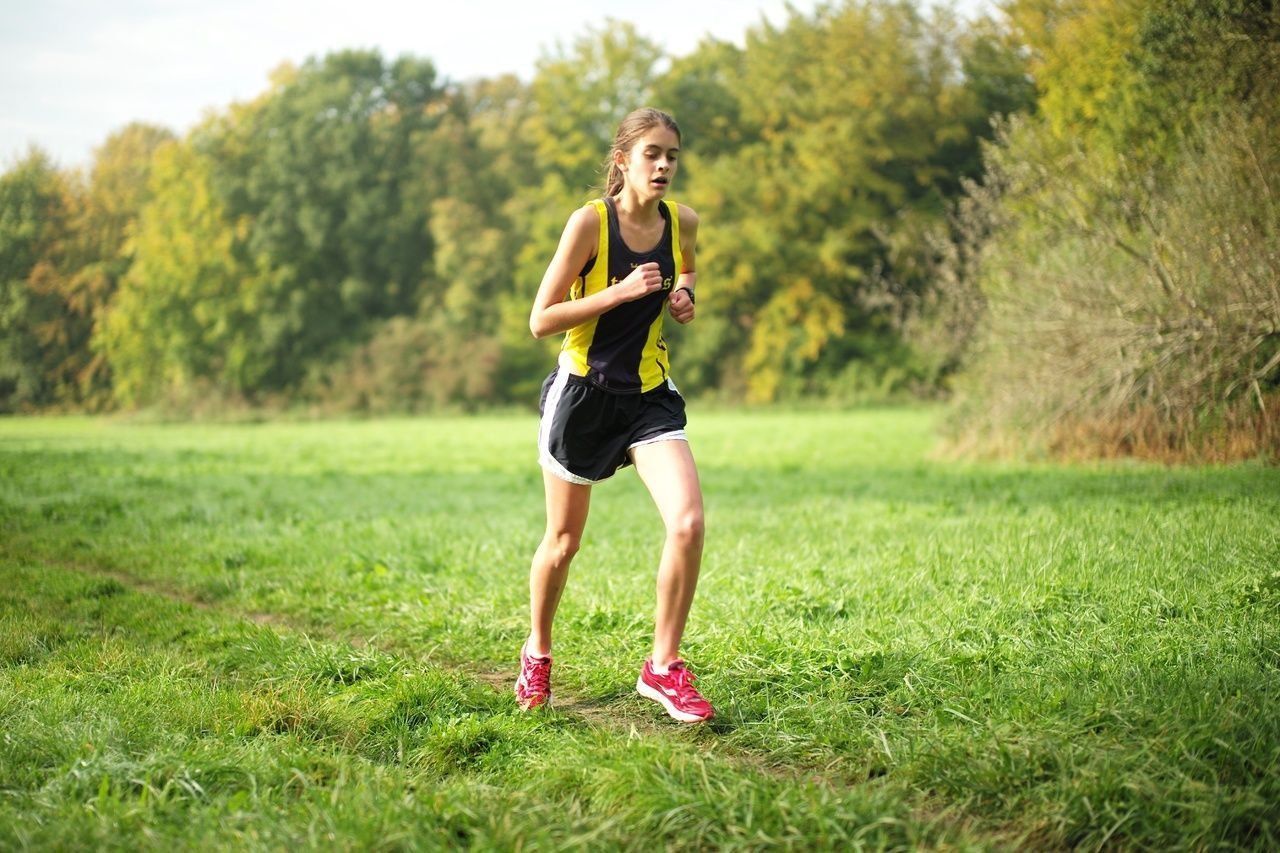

{"left": 601, "top": 108, "right": 681, "bottom": 197}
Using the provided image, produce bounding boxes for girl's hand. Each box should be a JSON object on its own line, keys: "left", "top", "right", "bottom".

{"left": 614, "top": 262, "right": 665, "bottom": 303}
{"left": 668, "top": 287, "right": 695, "bottom": 324}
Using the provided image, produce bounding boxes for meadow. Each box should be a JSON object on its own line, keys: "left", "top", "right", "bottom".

{"left": 1, "top": 408, "right": 1277, "bottom": 850}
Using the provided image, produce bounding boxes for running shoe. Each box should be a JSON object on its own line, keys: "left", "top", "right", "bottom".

{"left": 515, "top": 642, "right": 552, "bottom": 710}
{"left": 636, "top": 658, "right": 714, "bottom": 722}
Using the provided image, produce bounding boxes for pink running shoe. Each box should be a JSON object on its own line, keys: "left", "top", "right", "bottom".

{"left": 515, "top": 642, "right": 552, "bottom": 710}
{"left": 636, "top": 658, "right": 714, "bottom": 723}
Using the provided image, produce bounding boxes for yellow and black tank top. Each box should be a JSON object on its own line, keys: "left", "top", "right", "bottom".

{"left": 560, "top": 197, "right": 683, "bottom": 393}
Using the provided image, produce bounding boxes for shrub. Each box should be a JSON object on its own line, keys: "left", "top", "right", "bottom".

{"left": 301, "top": 315, "right": 502, "bottom": 415}
{"left": 917, "top": 111, "right": 1279, "bottom": 462}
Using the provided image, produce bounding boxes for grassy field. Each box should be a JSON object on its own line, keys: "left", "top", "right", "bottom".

{"left": 2, "top": 408, "right": 1278, "bottom": 850}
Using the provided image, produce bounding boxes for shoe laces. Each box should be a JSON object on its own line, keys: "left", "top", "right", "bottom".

{"left": 666, "top": 660, "right": 698, "bottom": 694}
{"left": 524, "top": 654, "right": 551, "bottom": 694}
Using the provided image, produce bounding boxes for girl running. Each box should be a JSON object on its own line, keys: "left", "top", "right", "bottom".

{"left": 515, "top": 107, "right": 713, "bottom": 723}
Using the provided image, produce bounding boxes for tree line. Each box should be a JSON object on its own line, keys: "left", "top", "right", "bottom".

{"left": 0, "top": 1, "right": 1030, "bottom": 413}
{"left": 3, "top": 0, "right": 1275, "bottom": 460}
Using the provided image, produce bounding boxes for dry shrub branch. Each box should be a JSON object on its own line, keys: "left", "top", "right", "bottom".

{"left": 910, "top": 111, "right": 1279, "bottom": 462}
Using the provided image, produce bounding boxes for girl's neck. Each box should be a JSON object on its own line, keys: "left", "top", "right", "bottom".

{"left": 611, "top": 186, "right": 662, "bottom": 222}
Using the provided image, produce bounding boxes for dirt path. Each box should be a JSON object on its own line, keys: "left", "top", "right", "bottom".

{"left": 54, "top": 558, "right": 798, "bottom": 765}
{"left": 33, "top": 556, "right": 1028, "bottom": 848}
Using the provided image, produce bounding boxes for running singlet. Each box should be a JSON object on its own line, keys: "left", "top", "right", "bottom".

{"left": 559, "top": 197, "right": 683, "bottom": 393}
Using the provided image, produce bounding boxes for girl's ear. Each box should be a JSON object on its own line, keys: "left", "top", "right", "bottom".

{"left": 612, "top": 148, "right": 627, "bottom": 169}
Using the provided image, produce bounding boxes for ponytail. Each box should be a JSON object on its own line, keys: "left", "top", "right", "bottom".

{"left": 604, "top": 160, "right": 625, "bottom": 197}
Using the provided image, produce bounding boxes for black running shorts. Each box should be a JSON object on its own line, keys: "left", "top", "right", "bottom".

{"left": 538, "top": 367, "right": 688, "bottom": 485}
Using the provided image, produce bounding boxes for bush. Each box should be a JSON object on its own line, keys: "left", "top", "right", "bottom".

{"left": 301, "top": 316, "right": 502, "bottom": 415}
{"left": 920, "top": 111, "right": 1279, "bottom": 462}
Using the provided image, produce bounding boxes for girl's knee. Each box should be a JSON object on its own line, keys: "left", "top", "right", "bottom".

{"left": 544, "top": 529, "right": 581, "bottom": 563}
{"left": 667, "top": 510, "right": 704, "bottom": 549}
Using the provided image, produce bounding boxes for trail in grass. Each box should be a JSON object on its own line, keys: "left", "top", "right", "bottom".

{"left": 2, "top": 558, "right": 1008, "bottom": 849}
{"left": 44, "top": 555, "right": 898, "bottom": 783}
{"left": 55, "top": 555, "right": 675, "bottom": 737}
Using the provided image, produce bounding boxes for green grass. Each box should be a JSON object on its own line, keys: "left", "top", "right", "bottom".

{"left": 2, "top": 409, "right": 1278, "bottom": 849}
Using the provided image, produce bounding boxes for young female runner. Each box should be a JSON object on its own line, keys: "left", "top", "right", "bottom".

{"left": 515, "top": 107, "right": 713, "bottom": 723}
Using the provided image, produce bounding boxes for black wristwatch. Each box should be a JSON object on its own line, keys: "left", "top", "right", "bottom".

{"left": 675, "top": 287, "right": 695, "bottom": 304}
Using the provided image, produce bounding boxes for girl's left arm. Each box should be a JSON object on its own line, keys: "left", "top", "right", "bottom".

{"left": 669, "top": 205, "right": 698, "bottom": 325}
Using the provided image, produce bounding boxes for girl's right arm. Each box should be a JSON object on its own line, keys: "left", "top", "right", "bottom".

{"left": 529, "top": 206, "right": 665, "bottom": 339}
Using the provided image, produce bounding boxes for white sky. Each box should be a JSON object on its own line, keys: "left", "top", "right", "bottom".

{"left": 1, "top": 0, "right": 989, "bottom": 170}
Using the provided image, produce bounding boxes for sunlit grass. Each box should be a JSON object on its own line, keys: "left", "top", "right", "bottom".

{"left": 2, "top": 410, "right": 1277, "bottom": 848}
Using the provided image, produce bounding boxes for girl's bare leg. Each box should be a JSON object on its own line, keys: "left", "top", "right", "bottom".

{"left": 528, "top": 470, "right": 592, "bottom": 657}
{"left": 631, "top": 439, "right": 705, "bottom": 667}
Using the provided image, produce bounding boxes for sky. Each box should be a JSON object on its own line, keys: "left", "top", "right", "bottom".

{"left": 1, "top": 0, "right": 989, "bottom": 171}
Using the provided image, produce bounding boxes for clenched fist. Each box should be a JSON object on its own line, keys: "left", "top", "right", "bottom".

{"left": 668, "top": 287, "right": 695, "bottom": 324}
{"left": 614, "top": 262, "right": 665, "bottom": 303}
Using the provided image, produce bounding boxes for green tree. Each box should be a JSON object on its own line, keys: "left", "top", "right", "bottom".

{"left": 653, "top": 37, "right": 751, "bottom": 161}
{"left": 447, "top": 75, "right": 549, "bottom": 402}
{"left": 684, "top": 1, "right": 1023, "bottom": 401}
{"left": 102, "top": 137, "right": 260, "bottom": 406}
{"left": 68, "top": 123, "right": 175, "bottom": 406}
{"left": 309, "top": 72, "right": 547, "bottom": 412}
{"left": 1000, "top": 0, "right": 1278, "bottom": 165}
{"left": 200, "top": 50, "right": 444, "bottom": 391}
{"left": 0, "top": 149, "right": 79, "bottom": 411}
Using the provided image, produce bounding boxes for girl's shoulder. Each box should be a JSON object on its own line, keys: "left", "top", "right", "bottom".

{"left": 566, "top": 201, "right": 604, "bottom": 238}
{"left": 674, "top": 203, "right": 699, "bottom": 232}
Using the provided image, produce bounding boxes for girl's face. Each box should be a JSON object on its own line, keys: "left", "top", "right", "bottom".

{"left": 616, "top": 126, "right": 680, "bottom": 199}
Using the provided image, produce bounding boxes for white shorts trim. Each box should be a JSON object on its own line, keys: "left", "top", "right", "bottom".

{"left": 628, "top": 429, "right": 688, "bottom": 450}
{"left": 538, "top": 368, "right": 600, "bottom": 486}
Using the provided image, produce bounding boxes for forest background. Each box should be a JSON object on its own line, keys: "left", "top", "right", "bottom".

{"left": 2, "top": 0, "right": 1277, "bottom": 462}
